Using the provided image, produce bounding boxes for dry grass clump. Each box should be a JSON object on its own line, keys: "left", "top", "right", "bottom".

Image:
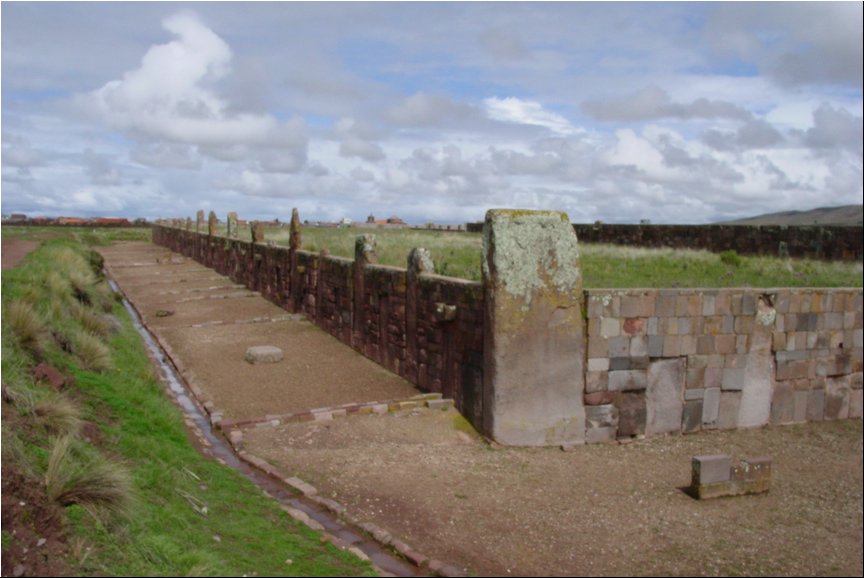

{"left": 72, "top": 330, "right": 113, "bottom": 372}
{"left": 69, "top": 300, "right": 113, "bottom": 338}
{"left": 4, "top": 300, "right": 47, "bottom": 351}
{"left": 34, "top": 394, "right": 83, "bottom": 436}
{"left": 45, "top": 435, "right": 132, "bottom": 519}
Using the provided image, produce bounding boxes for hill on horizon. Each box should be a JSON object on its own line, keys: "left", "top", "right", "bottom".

{"left": 720, "top": 205, "right": 863, "bottom": 227}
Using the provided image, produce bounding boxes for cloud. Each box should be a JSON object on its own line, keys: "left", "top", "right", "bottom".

{"left": 82, "top": 11, "right": 307, "bottom": 168}
{"left": 804, "top": 103, "right": 864, "bottom": 153}
{"left": 706, "top": 3, "right": 863, "bottom": 87}
{"left": 484, "top": 97, "right": 576, "bottom": 135}
{"left": 335, "top": 117, "right": 385, "bottom": 162}
{"left": 388, "top": 92, "right": 478, "bottom": 127}
{"left": 2, "top": 134, "right": 43, "bottom": 168}
{"left": 479, "top": 28, "right": 531, "bottom": 61}
{"left": 131, "top": 143, "right": 202, "bottom": 170}
{"left": 582, "top": 86, "right": 752, "bottom": 123}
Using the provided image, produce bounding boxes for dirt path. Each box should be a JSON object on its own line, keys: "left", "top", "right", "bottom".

{"left": 104, "top": 240, "right": 864, "bottom": 577}
{"left": 2, "top": 239, "right": 40, "bottom": 270}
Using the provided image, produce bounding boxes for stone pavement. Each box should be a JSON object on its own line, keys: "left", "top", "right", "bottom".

{"left": 100, "top": 242, "right": 420, "bottom": 423}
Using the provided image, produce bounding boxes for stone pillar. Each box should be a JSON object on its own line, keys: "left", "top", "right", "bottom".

{"left": 251, "top": 221, "right": 265, "bottom": 243}
{"left": 289, "top": 208, "right": 302, "bottom": 313}
{"left": 185, "top": 217, "right": 192, "bottom": 231}
{"left": 482, "top": 209, "right": 586, "bottom": 446}
{"left": 196, "top": 210, "right": 204, "bottom": 233}
{"left": 352, "top": 235, "right": 378, "bottom": 350}
{"left": 208, "top": 211, "right": 218, "bottom": 236}
{"left": 406, "top": 248, "right": 435, "bottom": 384}
{"left": 227, "top": 212, "right": 238, "bottom": 239}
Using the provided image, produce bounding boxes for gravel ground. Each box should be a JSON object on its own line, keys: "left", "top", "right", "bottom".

{"left": 245, "top": 409, "right": 863, "bottom": 577}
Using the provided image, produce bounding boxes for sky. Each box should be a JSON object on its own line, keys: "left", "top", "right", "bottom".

{"left": 1, "top": 2, "right": 862, "bottom": 225}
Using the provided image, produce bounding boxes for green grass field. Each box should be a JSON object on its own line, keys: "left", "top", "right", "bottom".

{"left": 1, "top": 229, "right": 373, "bottom": 576}
{"left": 261, "top": 225, "right": 861, "bottom": 288}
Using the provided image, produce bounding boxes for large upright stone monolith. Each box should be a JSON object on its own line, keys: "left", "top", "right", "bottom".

{"left": 227, "top": 212, "right": 238, "bottom": 238}
{"left": 482, "top": 209, "right": 586, "bottom": 446}
{"left": 196, "top": 210, "right": 205, "bottom": 233}
{"left": 208, "top": 211, "right": 218, "bottom": 236}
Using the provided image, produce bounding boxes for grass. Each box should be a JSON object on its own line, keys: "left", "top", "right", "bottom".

{"left": 247, "top": 225, "right": 862, "bottom": 288}
{"left": 1, "top": 231, "right": 374, "bottom": 576}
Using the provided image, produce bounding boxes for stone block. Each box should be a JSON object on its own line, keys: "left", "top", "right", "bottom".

{"left": 717, "top": 391, "right": 741, "bottom": 429}
{"left": 793, "top": 390, "right": 808, "bottom": 422}
{"left": 615, "top": 391, "right": 646, "bottom": 437}
{"left": 647, "top": 335, "right": 664, "bottom": 358}
{"left": 630, "top": 335, "right": 648, "bottom": 357}
{"left": 585, "top": 426, "right": 617, "bottom": 444}
{"left": 704, "top": 367, "right": 723, "bottom": 389}
{"left": 645, "top": 358, "right": 685, "bottom": 436}
{"left": 850, "top": 389, "right": 863, "bottom": 419}
{"left": 584, "top": 391, "right": 616, "bottom": 406}
{"left": 608, "top": 370, "right": 647, "bottom": 392}
{"left": 588, "top": 357, "right": 610, "bottom": 372}
{"left": 824, "top": 377, "right": 849, "bottom": 420}
{"left": 609, "top": 357, "right": 632, "bottom": 371}
{"left": 600, "top": 317, "right": 620, "bottom": 338}
{"left": 608, "top": 336, "right": 630, "bottom": 357}
{"left": 721, "top": 367, "right": 745, "bottom": 391}
{"left": 770, "top": 382, "right": 796, "bottom": 425}
{"left": 692, "top": 455, "right": 731, "bottom": 485}
{"left": 806, "top": 389, "right": 825, "bottom": 421}
{"left": 623, "top": 317, "right": 645, "bottom": 335}
{"left": 682, "top": 400, "right": 703, "bottom": 433}
{"left": 481, "top": 209, "right": 585, "bottom": 446}
{"left": 585, "top": 404, "right": 618, "bottom": 428}
{"left": 716, "top": 334, "right": 736, "bottom": 354}
{"left": 703, "top": 387, "right": 721, "bottom": 427}
{"left": 684, "top": 388, "right": 705, "bottom": 401}
{"left": 244, "top": 345, "right": 284, "bottom": 364}
{"left": 586, "top": 371, "right": 608, "bottom": 393}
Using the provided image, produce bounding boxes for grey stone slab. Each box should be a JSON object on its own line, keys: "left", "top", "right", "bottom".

{"left": 793, "top": 390, "right": 809, "bottom": 422}
{"left": 693, "top": 455, "right": 731, "bottom": 485}
{"left": 684, "top": 388, "right": 705, "bottom": 401}
{"left": 585, "top": 426, "right": 617, "bottom": 444}
{"left": 703, "top": 388, "right": 721, "bottom": 427}
{"left": 770, "top": 382, "right": 796, "bottom": 425}
{"left": 850, "top": 389, "right": 863, "bottom": 419}
{"left": 806, "top": 389, "right": 825, "bottom": 421}
{"left": 646, "top": 358, "right": 685, "bottom": 436}
{"left": 647, "top": 335, "right": 664, "bottom": 358}
{"left": 608, "top": 370, "right": 647, "bottom": 392}
{"left": 824, "top": 377, "right": 850, "bottom": 420}
{"left": 585, "top": 404, "right": 618, "bottom": 428}
{"left": 616, "top": 391, "right": 646, "bottom": 437}
{"left": 682, "top": 400, "right": 703, "bottom": 434}
{"left": 721, "top": 367, "right": 745, "bottom": 391}
{"left": 717, "top": 391, "right": 742, "bottom": 429}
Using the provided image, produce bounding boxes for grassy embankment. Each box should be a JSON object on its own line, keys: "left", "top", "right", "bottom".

{"left": 254, "top": 225, "right": 862, "bottom": 288}
{"left": 1, "top": 227, "right": 373, "bottom": 576}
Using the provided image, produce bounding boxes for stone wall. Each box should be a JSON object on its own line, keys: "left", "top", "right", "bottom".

{"left": 584, "top": 288, "right": 863, "bottom": 442}
{"left": 571, "top": 223, "right": 863, "bottom": 261}
{"left": 151, "top": 223, "right": 486, "bottom": 428}
{"left": 152, "top": 212, "right": 862, "bottom": 446}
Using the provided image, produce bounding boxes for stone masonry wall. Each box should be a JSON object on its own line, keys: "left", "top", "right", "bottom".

{"left": 571, "top": 223, "right": 863, "bottom": 261}
{"left": 584, "top": 288, "right": 863, "bottom": 442}
{"left": 151, "top": 224, "right": 486, "bottom": 428}
{"left": 152, "top": 219, "right": 862, "bottom": 445}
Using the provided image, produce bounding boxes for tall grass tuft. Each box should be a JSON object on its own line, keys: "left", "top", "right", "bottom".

{"left": 4, "top": 300, "right": 47, "bottom": 351}
{"left": 45, "top": 435, "right": 132, "bottom": 520}
{"left": 72, "top": 330, "right": 113, "bottom": 372}
{"left": 70, "top": 300, "right": 113, "bottom": 337}
{"left": 35, "top": 394, "right": 82, "bottom": 436}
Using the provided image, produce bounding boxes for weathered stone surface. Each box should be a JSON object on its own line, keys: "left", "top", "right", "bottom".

{"left": 608, "top": 369, "right": 647, "bottom": 392}
{"left": 585, "top": 404, "right": 617, "bottom": 428}
{"left": 616, "top": 391, "right": 646, "bottom": 438}
{"left": 770, "top": 382, "right": 796, "bottom": 425}
{"left": 692, "top": 455, "right": 731, "bottom": 485}
{"left": 682, "top": 400, "right": 703, "bottom": 433}
{"left": 482, "top": 209, "right": 585, "bottom": 446}
{"left": 806, "top": 389, "right": 825, "bottom": 421}
{"left": 850, "top": 389, "right": 863, "bottom": 419}
{"left": 208, "top": 210, "right": 218, "bottom": 236}
{"left": 196, "top": 209, "right": 204, "bottom": 233}
{"left": 244, "top": 345, "right": 284, "bottom": 364}
{"left": 584, "top": 391, "right": 615, "bottom": 406}
{"left": 702, "top": 388, "right": 721, "bottom": 427}
{"left": 738, "top": 327, "right": 773, "bottom": 428}
{"left": 645, "top": 358, "right": 685, "bottom": 436}
{"left": 717, "top": 391, "right": 742, "bottom": 429}
{"left": 251, "top": 221, "right": 265, "bottom": 243}
{"left": 824, "top": 376, "right": 850, "bottom": 420}
{"left": 227, "top": 212, "right": 238, "bottom": 238}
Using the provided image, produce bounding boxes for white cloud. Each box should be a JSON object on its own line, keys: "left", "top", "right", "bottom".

{"left": 484, "top": 97, "right": 576, "bottom": 135}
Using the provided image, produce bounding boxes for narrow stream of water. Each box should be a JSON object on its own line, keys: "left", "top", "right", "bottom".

{"left": 110, "top": 279, "right": 421, "bottom": 576}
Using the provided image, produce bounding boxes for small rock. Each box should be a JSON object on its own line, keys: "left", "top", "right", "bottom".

{"left": 245, "top": 345, "right": 284, "bottom": 364}
{"left": 13, "top": 565, "right": 25, "bottom": 577}
{"left": 155, "top": 309, "right": 175, "bottom": 317}
{"left": 36, "top": 538, "right": 47, "bottom": 547}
